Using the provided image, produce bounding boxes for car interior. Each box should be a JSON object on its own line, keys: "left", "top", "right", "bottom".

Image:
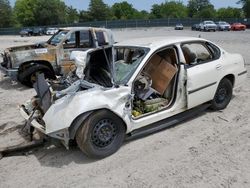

{"left": 132, "top": 48, "right": 179, "bottom": 118}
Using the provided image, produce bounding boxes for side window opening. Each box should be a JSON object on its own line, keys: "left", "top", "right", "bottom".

{"left": 114, "top": 48, "right": 146, "bottom": 84}
{"left": 132, "top": 48, "right": 179, "bottom": 118}
{"left": 63, "top": 32, "right": 77, "bottom": 49}
{"left": 80, "top": 30, "right": 92, "bottom": 48}
{"left": 96, "top": 31, "right": 108, "bottom": 46}
{"left": 181, "top": 43, "right": 213, "bottom": 65}
{"left": 206, "top": 42, "right": 221, "bottom": 59}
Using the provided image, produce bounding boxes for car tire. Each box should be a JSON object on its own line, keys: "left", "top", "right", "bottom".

{"left": 76, "top": 110, "right": 126, "bottom": 159}
{"left": 210, "top": 78, "right": 233, "bottom": 110}
{"left": 18, "top": 64, "right": 55, "bottom": 87}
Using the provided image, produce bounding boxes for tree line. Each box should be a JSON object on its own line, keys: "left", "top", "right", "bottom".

{"left": 0, "top": 0, "right": 249, "bottom": 28}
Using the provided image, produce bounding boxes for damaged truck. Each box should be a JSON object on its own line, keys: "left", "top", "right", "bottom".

{"left": 0, "top": 27, "right": 114, "bottom": 86}
{"left": 18, "top": 36, "right": 247, "bottom": 159}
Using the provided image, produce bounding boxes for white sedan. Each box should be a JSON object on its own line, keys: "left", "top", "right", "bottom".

{"left": 20, "top": 36, "right": 247, "bottom": 159}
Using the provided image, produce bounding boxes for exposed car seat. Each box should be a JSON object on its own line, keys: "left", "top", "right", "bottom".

{"left": 182, "top": 46, "right": 197, "bottom": 65}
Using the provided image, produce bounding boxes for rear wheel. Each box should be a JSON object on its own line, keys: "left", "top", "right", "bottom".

{"left": 210, "top": 78, "right": 233, "bottom": 110}
{"left": 76, "top": 110, "right": 126, "bottom": 159}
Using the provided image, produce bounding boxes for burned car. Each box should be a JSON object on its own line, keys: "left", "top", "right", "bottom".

{"left": 20, "top": 37, "right": 247, "bottom": 159}
{"left": 0, "top": 27, "right": 114, "bottom": 86}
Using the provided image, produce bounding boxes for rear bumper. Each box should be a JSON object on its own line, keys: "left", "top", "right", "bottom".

{"left": 0, "top": 62, "right": 18, "bottom": 80}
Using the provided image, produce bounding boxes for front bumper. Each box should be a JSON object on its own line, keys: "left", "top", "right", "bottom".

{"left": 0, "top": 62, "right": 18, "bottom": 80}
{"left": 19, "top": 105, "right": 45, "bottom": 134}
{"left": 19, "top": 104, "right": 70, "bottom": 148}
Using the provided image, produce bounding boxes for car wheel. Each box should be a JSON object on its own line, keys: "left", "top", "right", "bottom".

{"left": 18, "top": 64, "right": 55, "bottom": 87}
{"left": 76, "top": 110, "right": 126, "bottom": 159}
{"left": 210, "top": 78, "right": 233, "bottom": 110}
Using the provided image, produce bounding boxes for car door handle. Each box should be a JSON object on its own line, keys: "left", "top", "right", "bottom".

{"left": 216, "top": 64, "right": 222, "bottom": 70}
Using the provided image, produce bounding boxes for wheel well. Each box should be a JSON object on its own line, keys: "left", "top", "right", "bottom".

{"left": 69, "top": 109, "right": 128, "bottom": 140}
{"left": 223, "top": 74, "right": 235, "bottom": 87}
{"left": 18, "top": 61, "right": 56, "bottom": 78}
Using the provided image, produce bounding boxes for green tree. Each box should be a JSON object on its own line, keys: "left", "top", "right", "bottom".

{"left": 196, "top": 5, "right": 216, "bottom": 18}
{"left": 14, "top": 0, "right": 69, "bottom": 26}
{"left": 111, "top": 1, "right": 137, "bottom": 20}
{"left": 187, "top": 0, "right": 214, "bottom": 17}
{"left": 150, "top": 4, "right": 162, "bottom": 19}
{"left": 79, "top": 10, "right": 92, "bottom": 22}
{"left": 34, "top": 0, "right": 68, "bottom": 25}
{"left": 66, "top": 6, "right": 79, "bottom": 24}
{"left": 216, "top": 7, "right": 242, "bottom": 19}
{"left": 14, "top": 0, "right": 37, "bottom": 26}
{"left": 88, "top": 0, "right": 111, "bottom": 21}
{"left": 160, "top": 1, "right": 188, "bottom": 18}
{"left": 0, "top": 0, "right": 12, "bottom": 27}
{"left": 136, "top": 10, "right": 150, "bottom": 19}
{"left": 150, "top": 1, "right": 187, "bottom": 19}
{"left": 238, "top": 0, "right": 250, "bottom": 17}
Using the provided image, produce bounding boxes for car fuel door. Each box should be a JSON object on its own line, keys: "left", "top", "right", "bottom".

{"left": 183, "top": 42, "right": 222, "bottom": 109}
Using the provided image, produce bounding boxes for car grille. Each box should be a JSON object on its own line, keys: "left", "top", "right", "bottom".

{"left": 207, "top": 26, "right": 216, "bottom": 29}
{"left": 2, "top": 53, "right": 11, "bottom": 68}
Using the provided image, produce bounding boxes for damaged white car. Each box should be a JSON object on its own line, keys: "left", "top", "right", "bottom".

{"left": 20, "top": 37, "right": 247, "bottom": 158}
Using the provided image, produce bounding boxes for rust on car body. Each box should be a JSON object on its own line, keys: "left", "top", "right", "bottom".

{"left": 0, "top": 27, "right": 115, "bottom": 86}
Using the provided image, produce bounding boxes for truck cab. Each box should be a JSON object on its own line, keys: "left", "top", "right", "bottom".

{"left": 0, "top": 27, "right": 114, "bottom": 87}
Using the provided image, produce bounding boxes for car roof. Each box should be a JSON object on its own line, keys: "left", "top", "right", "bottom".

{"left": 115, "top": 36, "right": 207, "bottom": 49}
{"left": 59, "top": 27, "right": 111, "bottom": 32}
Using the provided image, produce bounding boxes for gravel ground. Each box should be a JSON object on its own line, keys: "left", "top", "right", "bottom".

{"left": 0, "top": 27, "right": 250, "bottom": 188}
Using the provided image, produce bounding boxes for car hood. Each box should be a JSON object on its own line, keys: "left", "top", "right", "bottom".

{"left": 6, "top": 42, "right": 50, "bottom": 53}
{"left": 205, "top": 23, "right": 216, "bottom": 26}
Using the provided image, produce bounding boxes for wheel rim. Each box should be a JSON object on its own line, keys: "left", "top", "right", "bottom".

{"left": 91, "top": 119, "right": 117, "bottom": 148}
{"left": 215, "top": 86, "right": 227, "bottom": 104}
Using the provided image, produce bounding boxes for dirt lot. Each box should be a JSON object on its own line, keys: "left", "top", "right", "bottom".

{"left": 0, "top": 28, "right": 250, "bottom": 188}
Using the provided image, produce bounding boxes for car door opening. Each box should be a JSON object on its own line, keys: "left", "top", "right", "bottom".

{"left": 132, "top": 48, "right": 179, "bottom": 118}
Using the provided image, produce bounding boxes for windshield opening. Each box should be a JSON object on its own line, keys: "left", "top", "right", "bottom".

{"left": 48, "top": 30, "right": 68, "bottom": 45}
{"left": 114, "top": 47, "right": 149, "bottom": 84}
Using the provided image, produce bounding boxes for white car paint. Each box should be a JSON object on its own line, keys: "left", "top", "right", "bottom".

{"left": 20, "top": 36, "right": 247, "bottom": 146}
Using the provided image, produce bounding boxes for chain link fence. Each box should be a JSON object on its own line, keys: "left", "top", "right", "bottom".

{"left": 0, "top": 18, "right": 249, "bottom": 35}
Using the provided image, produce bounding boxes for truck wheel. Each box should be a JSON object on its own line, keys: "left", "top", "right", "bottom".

{"left": 76, "top": 110, "right": 126, "bottom": 159}
{"left": 210, "top": 78, "right": 232, "bottom": 110}
{"left": 18, "top": 64, "right": 55, "bottom": 87}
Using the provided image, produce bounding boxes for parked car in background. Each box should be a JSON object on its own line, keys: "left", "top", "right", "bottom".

{"left": 175, "top": 23, "right": 183, "bottom": 30}
{"left": 20, "top": 36, "right": 247, "bottom": 159}
{"left": 200, "top": 21, "right": 217, "bottom": 32}
{"left": 32, "top": 27, "right": 45, "bottom": 36}
{"left": 216, "top": 21, "right": 231, "bottom": 31}
{"left": 46, "top": 28, "right": 58, "bottom": 35}
{"left": 19, "top": 28, "right": 33, "bottom": 37}
{"left": 231, "top": 23, "right": 246, "bottom": 31}
{"left": 0, "top": 27, "right": 115, "bottom": 87}
{"left": 191, "top": 24, "right": 200, "bottom": 31}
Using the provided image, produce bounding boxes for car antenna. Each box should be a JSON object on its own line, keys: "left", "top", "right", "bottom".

{"left": 198, "top": 34, "right": 201, "bottom": 38}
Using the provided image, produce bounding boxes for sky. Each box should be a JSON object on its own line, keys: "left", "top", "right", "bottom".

{"left": 9, "top": 0, "right": 242, "bottom": 11}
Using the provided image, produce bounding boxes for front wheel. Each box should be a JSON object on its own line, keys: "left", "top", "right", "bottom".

{"left": 76, "top": 110, "right": 126, "bottom": 159}
{"left": 18, "top": 64, "right": 55, "bottom": 87}
{"left": 210, "top": 78, "right": 233, "bottom": 110}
